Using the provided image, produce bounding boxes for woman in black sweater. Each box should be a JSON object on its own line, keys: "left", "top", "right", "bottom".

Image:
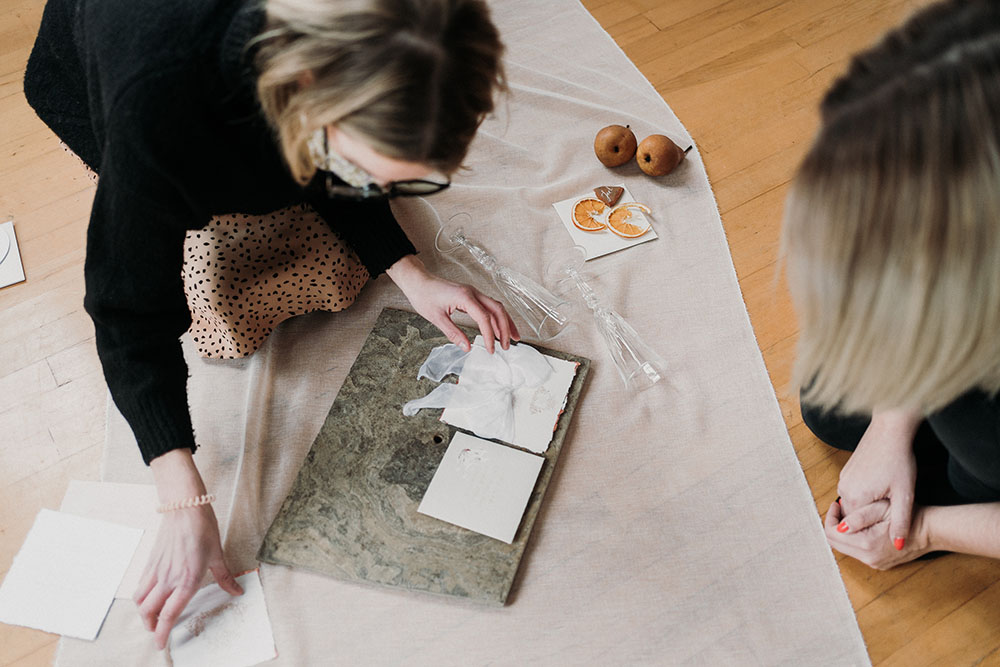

{"left": 25, "top": 0, "right": 514, "bottom": 647}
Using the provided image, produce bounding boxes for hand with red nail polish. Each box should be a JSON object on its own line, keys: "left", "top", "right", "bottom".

{"left": 835, "top": 408, "right": 920, "bottom": 556}
{"left": 824, "top": 499, "right": 930, "bottom": 570}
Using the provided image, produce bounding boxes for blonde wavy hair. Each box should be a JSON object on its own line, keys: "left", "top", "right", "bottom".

{"left": 783, "top": 0, "right": 1000, "bottom": 414}
{"left": 253, "top": 0, "right": 505, "bottom": 185}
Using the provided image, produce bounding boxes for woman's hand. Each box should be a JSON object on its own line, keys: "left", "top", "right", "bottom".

{"left": 836, "top": 407, "right": 921, "bottom": 550}
{"left": 135, "top": 450, "right": 242, "bottom": 650}
{"left": 387, "top": 254, "right": 519, "bottom": 353}
{"left": 824, "top": 499, "right": 930, "bottom": 569}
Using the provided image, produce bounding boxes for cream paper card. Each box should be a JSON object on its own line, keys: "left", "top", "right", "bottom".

{"left": 441, "top": 336, "right": 578, "bottom": 454}
{"left": 0, "top": 509, "right": 142, "bottom": 640}
{"left": 552, "top": 184, "right": 657, "bottom": 260}
{"left": 59, "top": 481, "right": 161, "bottom": 599}
{"left": 0, "top": 219, "right": 25, "bottom": 288}
{"left": 168, "top": 570, "right": 277, "bottom": 667}
{"left": 418, "top": 432, "right": 544, "bottom": 544}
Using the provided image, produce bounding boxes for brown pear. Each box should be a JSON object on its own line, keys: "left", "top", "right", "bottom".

{"left": 636, "top": 134, "right": 689, "bottom": 177}
{"left": 594, "top": 124, "right": 637, "bottom": 167}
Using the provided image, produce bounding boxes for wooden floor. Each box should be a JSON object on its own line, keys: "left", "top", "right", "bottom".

{"left": 2, "top": 0, "right": 999, "bottom": 664}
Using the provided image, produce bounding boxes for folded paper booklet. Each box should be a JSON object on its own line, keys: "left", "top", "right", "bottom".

{"left": 258, "top": 308, "right": 590, "bottom": 605}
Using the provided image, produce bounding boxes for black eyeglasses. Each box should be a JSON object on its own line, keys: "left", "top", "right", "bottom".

{"left": 325, "top": 175, "right": 451, "bottom": 200}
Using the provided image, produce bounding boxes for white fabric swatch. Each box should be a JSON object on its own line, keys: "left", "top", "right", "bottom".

{"left": 404, "top": 337, "right": 578, "bottom": 452}
{"left": 441, "top": 338, "right": 578, "bottom": 452}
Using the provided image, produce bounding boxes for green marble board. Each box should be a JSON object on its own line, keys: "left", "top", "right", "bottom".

{"left": 258, "top": 307, "right": 590, "bottom": 606}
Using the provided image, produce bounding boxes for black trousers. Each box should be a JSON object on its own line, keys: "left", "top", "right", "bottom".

{"left": 801, "top": 389, "right": 1000, "bottom": 505}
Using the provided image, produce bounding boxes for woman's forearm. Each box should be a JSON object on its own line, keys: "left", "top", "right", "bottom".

{"left": 869, "top": 406, "right": 922, "bottom": 445}
{"left": 922, "top": 503, "right": 1000, "bottom": 558}
{"left": 149, "top": 448, "right": 207, "bottom": 503}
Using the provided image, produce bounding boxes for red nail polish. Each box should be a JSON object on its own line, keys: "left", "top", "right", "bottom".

{"left": 837, "top": 521, "right": 849, "bottom": 533}
{"left": 894, "top": 537, "right": 905, "bottom": 551}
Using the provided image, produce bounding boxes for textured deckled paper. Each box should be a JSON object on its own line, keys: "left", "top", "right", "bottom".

{"left": 0, "top": 509, "right": 142, "bottom": 640}
{"left": 0, "top": 219, "right": 25, "bottom": 288}
{"left": 168, "top": 570, "right": 276, "bottom": 667}
{"left": 59, "top": 481, "right": 161, "bottom": 599}
{"left": 552, "top": 184, "right": 657, "bottom": 260}
{"left": 441, "top": 335, "right": 578, "bottom": 453}
{"left": 418, "top": 432, "right": 544, "bottom": 544}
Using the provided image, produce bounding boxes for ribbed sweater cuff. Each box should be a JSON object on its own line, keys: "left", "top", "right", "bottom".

{"left": 116, "top": 394, "right": 197, "bottom": 465}
{"left": 354, "top": 230, "right": 418, "bottom": 277}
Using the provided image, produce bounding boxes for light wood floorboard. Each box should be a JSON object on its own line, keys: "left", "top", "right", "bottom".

{"left": 2, "top": 0, "right": 998, "bottom": 663}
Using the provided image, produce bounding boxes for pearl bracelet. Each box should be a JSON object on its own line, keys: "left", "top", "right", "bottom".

{"left": 156, "top": 493, "right": 216, "bottom": 513}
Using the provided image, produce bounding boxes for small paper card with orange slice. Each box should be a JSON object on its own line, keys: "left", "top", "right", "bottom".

{"left": 552, "top": 184, "right": 657, "bottom": 260}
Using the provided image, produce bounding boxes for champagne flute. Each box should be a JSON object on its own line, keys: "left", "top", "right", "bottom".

{"left": 547, "top": 245, "right": 667, "bottom": 391}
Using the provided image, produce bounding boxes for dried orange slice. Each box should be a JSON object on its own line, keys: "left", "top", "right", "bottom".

{"left": 572, "top": 197, "right": 607, "bottom": 232}
{"left": 606, "top": 202, "right": 652, "bottom": 238}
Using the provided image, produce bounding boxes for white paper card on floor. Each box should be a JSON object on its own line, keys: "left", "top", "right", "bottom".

{"left": 418, "top": 432, "right": 544, "bottom": 544}
{"left": 59, "top": 480, "right": 161, "bottom": 599}
{"left": 168, "top": 570, "right": 277, "bottom": 667}
{"left": 0, "top": 219, "right": 26, "bottom": 288}
{"left": 439, "top": 336, "right": 578, "bottom": 453}
{"left": 0, "top": 509, "right": 142, "bottom": 640}
{"left": 552, "top": 184, "right": 656, "bottom": 260}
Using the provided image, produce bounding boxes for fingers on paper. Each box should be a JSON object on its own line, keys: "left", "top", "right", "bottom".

{"left": 137, "top": 583, "right": 172, "bottom": 634}
{"left": 479, "top": 294, "right": 513, "bottom": 350}
{"left": 434, "top": 313, "right": 472, "bottom": 352}
{"left": 210, "top": 560, "right": 244, "bottom": 596}
{"left": 133, "top": 569, "right": 158, "bottom": 609}
{"left": 459, "top": 294, "right": 496, "bottom": 353}
{"left": 154, "top": 583, "right": 199, "bottom": 650}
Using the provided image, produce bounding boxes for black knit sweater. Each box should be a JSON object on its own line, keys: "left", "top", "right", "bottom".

{"left": 24, "top": 0, "right": 417, "bottom": 464}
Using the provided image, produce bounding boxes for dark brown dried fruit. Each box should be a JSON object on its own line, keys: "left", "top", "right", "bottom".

{"left": 593, "top": 185, "right": 624, "bottom": 207}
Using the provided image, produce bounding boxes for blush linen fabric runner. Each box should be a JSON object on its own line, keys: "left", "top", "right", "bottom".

{"left": 57, "top": 0, "right": 869, "bottom": 664}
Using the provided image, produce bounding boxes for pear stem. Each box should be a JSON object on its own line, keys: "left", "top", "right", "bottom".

{"left": 683, "top": 145, "right": 693, "bottom": 155}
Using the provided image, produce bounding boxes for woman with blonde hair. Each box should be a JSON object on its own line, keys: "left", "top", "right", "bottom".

{"left": 784, "top": 0, "right": 1000, "bottom": 570}
{"left": 24, "top": 0, "right": 515, "bottom": 647}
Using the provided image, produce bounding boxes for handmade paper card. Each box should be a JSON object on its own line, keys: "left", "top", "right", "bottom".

{"left": 552, "top": 184, "right": 657, "bottom": 260}
{"left": 59, "top": 481, "right": 161, "bottom": 599}
{"left": 0, "top": 509, "right": 142, "bottom": 640}
{"left": 418, "top": 432, "right": 544, "bottom": 544}
{"left": 0, "top": 219, "right": 25, "bottom": 288}
{"left": 440, "top": 336, "right": 578, "bottom": 453}
{"left": 168, "top": 570, "right": 277, "bottom": 667}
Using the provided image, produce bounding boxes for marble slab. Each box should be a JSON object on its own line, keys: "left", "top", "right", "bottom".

{"left": 257, "top": 308, "right": 590, "bottom": 605}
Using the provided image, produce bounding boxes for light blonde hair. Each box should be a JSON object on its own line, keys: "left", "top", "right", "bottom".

{"left": 783, "top": 0, "right": 1000, "bottom": 414}
{"left": 253, "top": 0, "right": 505, "bottom": 185}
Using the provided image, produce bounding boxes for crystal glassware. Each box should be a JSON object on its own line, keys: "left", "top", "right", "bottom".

{"left": 547, "top": 245, "right": 667, "bottom": 391}
{"left": 434, "top": 213, "right": 571, "bottom": 341}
